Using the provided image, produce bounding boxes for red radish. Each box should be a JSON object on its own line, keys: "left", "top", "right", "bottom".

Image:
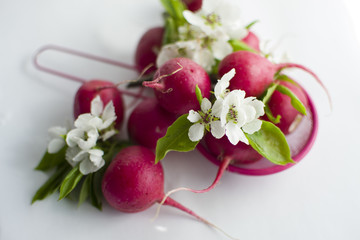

{"left": 135, "top": 27, "right": 164, "bottom": 75}
{"left": 102, "top": 146, "right": 236, "bottom": 238}
{"left": 143, "top": 57, "right": 211, "bottom": 115}
{"left": 74, "top": 80, "right": 124, "bottom": 128}
{"left": 182, "top": 0, "right": 202, "bottom": 12}
{"left": 241, "top": 31, "right": 260, "bottom": 52}
{"left": 128, "top": 98, "right": 177, "bottom": 150}
{"left": 218, "top": 51, "right": 330, "bottom": 105}
{"left": 204, "top": 133, "right": 263, "bottom": 165}
{"left": 267, "top": 80, "right": 309, "bottom": 135}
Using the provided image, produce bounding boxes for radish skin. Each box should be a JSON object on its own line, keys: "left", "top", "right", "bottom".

{"left": 73, "top": 80, "right": 124, "bottom": 128}
{"left": 127, "top": 98, "right": 177, "bottom": 150}
{"left": 143, "top": 58, "right": 211, "bottom": 115}
{"left": 135, "top": 27, "right": 164, "bottom": 75}
{"left": 218, "top": 51, "right": 331, "bottom": 107}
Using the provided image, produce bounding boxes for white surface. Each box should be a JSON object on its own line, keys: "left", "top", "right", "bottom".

{"left": 1, "top": 0, "right": 360, "bottom": 239}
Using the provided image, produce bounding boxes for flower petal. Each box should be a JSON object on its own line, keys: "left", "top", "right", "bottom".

{"left": 47, "top": 138, "right": 65, "bottom": 154}
{"left": 66, "top": 129, "right": 84, "bottom": 148}
{"left": 77, "top": 129, "right": 99, "bottom": 150}
{"left": 102, "top": 129, "right": 117, "bottom": 141}
{"left": 210, "top": 121, "right": 225, "bottom": 139}
{"left": 74, "top": 114, "right": 93, "bottom": 129}
{"left": 102, "top": 100, "right": 116, "bottom": 123}
{"left": 248, "top": 98, "right": 265, "bottom": 118}
{"left": 65, "top": 147, "right": 81, "bottom": 167}
{"left": 220, "top": 68, "right": 236, "bottom": 84}
{"left": 91, "top": 95, "right": 103, "bottom": 117}
{"left": 211, "top": 38, "right": 232, "bottom": 60}
{"left": 188, "top": 123, "right": 204, "bottom": 142}
{"left": 242, "top": 119, "right": 262, "bottom": 134}
{"left": 72, "top": 150, "right": 88, "bottom": 163}
{"left": 212, "top": 99, "right": 223, "bottom": 117}
{"left": 187, "top": 110, "right": 201, "bottom": 123}
{"left": 225, "top": 122, "right": 248, "bottom": 145}
{"left": 201, "top": 98, "right": 212, "bottom": 112}
{"left": 79, "top": 158, "right": 101, "bottom": 175}
{"left": 48, "top": 126, "right": 67, "bottom": 138}
{"left": 88, "top": 149, "right": 105, "bottom": 167}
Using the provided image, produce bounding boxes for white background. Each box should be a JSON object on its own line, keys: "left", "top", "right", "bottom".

{"left": 1, "top": 0, "right": 360, "bottom": 239}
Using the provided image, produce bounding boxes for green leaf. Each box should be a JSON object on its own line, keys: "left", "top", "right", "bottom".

{"left": 261, "top": 83, "right": 279, "bottom": 105}
{"left": 195, "top": 85, "right": 203, "bottom": 106}
{"left": 90, "top": 172, "right": 102, "bottom": 210}
{"left": 59, "top": 166, "right": 83, "bottom": 200}
{"left": 245, "top": 121, "right": 295, "bottom": 165}
{"left": 264, "top": 106, "right": 281, "bottom": 124}
{"left": 155, "top": 114, "right": 199, "bottom": 163}
{"left": 229, "top": 39, "right": 258, "bottom": 53}
{"left": 276, "top": 85, "right": 307, "bottom": 115}
{"left": 78, "top": 174, "right": 91, "bottom": 206}
{"left": 35, "top": 146, "right": 67, "bottom": 171}
{"left": 245, "top": 20, "right": 259, "bottom": 29}
{"left": 31, "top": 163, "right": 70, "bottom": 204}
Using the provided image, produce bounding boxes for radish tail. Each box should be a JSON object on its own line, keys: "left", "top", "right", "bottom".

{"left": 276, "top": 62, "right": 332, "bottom": 110}
{"left": 142, "top": 62, "right": 183, "bottom": 92}
{"left": 154, "top": 156, "right": 232, "bottom": 222}
{"left": 162, "top": 197, "right": 239, "bottom": 240}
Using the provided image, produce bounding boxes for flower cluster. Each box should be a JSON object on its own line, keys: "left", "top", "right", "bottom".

{"left": 157, "top": 0, "right": 248, "bottom": 72}
{"left": 188, "top": 69, "right": 265, "bottom": 145}
{"left": 47, "top": 96, "right": 117, "bottom": 175}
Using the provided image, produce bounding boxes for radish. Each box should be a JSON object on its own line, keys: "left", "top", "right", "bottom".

{"left": 267, "top": 80, "right": 309, "bottom": 135}
{"left": 241, "top": 31, "right": 260, "bottom": 52}
{"left": 127, "top": 98, "right": 177, "bottom": 150}
{"left": 218, "top": 51, "right": 330, "bottom": 104}
{"left": 135, "top": 27, "right": 164, "bottom": 75}
{"left": 101, "top": 146, "right": 236, "bottom": 238}
{"left": 143, "top": 57, "right": 211, "bottom": 115}
{"left": 74, "top": 80, "right": 125, "bottom": 128}
{"left": 204, "top": 133, "right": 263, "bottom": 165}
{"left": 182, "top": 0, "right": 202, "bottom": 12}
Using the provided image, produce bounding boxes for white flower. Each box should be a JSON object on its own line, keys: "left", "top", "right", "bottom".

{"left": 67, "top": 96, "right": 117, "bottom": 151}
{"left": 66, "top": 128, "right": 99, "bottom": 151}
{"left": 214, "top": 68, "right": 235, "bottom": 99}
{"left": 76, "top": 95, "right": 117, "bottom": 131}
{"left": 220, "top": 90, "right": 265, "bottom": 145}
{"left": 47, "top": 126, "right": 67, "bottom": 153}
{"left": 156, "top": 40, "right": 215, "bottom": 72}
{"left": 182, "top": 0, "right": 248, "bottom": 39}
{"left": 65, "top": 147, "right": 105, "bottom": 175}
{"left": 187, "top": 98, "right": 225, "bottom": 141}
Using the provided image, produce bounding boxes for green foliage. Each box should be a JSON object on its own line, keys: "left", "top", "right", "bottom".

{"left": 35, "top": 146, "right": 67, "bottom": 171}
{"left": 245, "top": 121, "right": 295, "bottom": 165}
{"left": 155, "top": 114, "right": 199, "bottom": 163}
{"left": 229, "top": 39, "right": 257, "bottom": 53}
